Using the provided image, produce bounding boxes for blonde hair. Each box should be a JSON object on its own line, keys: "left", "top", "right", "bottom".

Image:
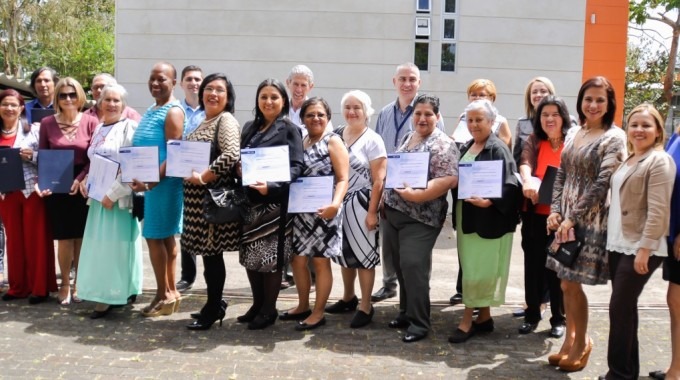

{"left": 625, "top": 103, "right": 666, "bottom": 153}
{"left": 53, "top": 77, "right": 87, "bottom": 113}
{"left": 467, "top": 79, "right": 497, "bottom": 102}
{"left": 524, "top": 77, "right": 556, "bottom": 118}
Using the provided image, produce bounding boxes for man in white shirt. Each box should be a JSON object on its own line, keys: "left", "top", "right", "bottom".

{"left": 372, "top": 62, "right": 445, "bottom": 302}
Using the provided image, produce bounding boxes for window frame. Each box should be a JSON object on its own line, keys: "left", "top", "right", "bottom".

{"left": 441, "top": 0, "right": 458, "bottom": 72}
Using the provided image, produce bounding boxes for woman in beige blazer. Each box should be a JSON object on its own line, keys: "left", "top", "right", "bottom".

{"left": 601, "top": 104, "right": 676, "bottom": 380}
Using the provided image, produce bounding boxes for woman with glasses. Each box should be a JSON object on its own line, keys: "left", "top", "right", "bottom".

{"left": 36, "top": 77, "right": 98, "bottom": 305}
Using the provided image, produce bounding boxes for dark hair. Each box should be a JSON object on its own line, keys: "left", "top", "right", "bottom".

{"left": 0, "top": 89, "right": 29, "bottom": 133}
{"left": 198, "top": 73, "right": 235, "bottom": 114}
{"left": 252, "top": 78, "right": 290, "bottom": 129}
{"left": 413, "top": 93, "right": 440, "bottom": 114}
{"left": 29, "top": 67, "right": 59, "bottom": 97}
{"left": 576, "top": 76, "right": 616, "bottom": 128}
{"left": 532, "top": 96, "right": 572, "bottom": 141}
{"left": 181, "top": 65, "right": 203, "bottom": 81}
{"left": 300, "top": 97, "right": 332, "bottom": 125}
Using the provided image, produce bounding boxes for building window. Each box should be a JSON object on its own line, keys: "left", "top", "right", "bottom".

{"left": 441, "top": 0, "right": 457, "bottom": 72}
{"left": 415, "top": 42, "right": 429, "bottom": 71}
{"left": 416, "top": 0, "right": 431, "bottom": 13}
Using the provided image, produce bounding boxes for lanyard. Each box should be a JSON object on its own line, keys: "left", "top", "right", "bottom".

{"left": 392, "top": 105, "right": 413, "bottom": 147}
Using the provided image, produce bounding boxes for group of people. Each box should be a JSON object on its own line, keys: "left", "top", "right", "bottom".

{"left": 1, "top": 60, "right": 680, "bottom": 379}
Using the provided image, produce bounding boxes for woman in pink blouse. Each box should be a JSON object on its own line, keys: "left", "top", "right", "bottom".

{"left": 36, "top": 77, "right": 98, "bottom": 305}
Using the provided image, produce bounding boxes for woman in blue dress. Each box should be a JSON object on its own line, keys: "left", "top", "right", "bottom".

{"left": 77, "top": 84, "right": 143, "bottom": 318}
{"left": 130, "top": 62, "right": 185, "bottom": 317}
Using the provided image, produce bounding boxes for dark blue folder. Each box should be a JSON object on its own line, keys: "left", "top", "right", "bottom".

{"left": 0, "top": 148, "right": 25, "bottom": 193}
{"left": 38, "top": 149, "right": 74, "bottom": 193}
{"left": 538, "top": 165, "right": 559, "bottom": 205}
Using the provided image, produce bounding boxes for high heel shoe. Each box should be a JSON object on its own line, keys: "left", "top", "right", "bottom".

{"left": 173, "top": 297, "right": 182, "bottom": 313}
{"left": 192, "top": 299, "right": 228, "bottom": 320}
{"left": 247, "top": 311, "right": 277, "bottom": 330}
{"left": 548, "top": 353, "right": 568, "bottom": 366}
{"left": 558, "top": 338, "right": 593, "bottom": 372}
{"left": 58, "top": 289, "right": 71, "bottom": 306}
{"left": 161, "top": 300, "right": 176, "bottom": 316}
{"left": 142, "top": 299, "right": 174, "bottom": 317}
{"left": 237, "top": 306, "right": 259, "bottom": 323}
{"left": 187, "top": 308, "right": 226, "bottom": 330}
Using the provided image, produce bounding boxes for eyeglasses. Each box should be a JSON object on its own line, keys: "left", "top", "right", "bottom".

{"left": 304, "top": 113, "right": 327, "bottom": 119}
{"left": 58, "top": 92, "right": 77, "bottom": 100}
{"left": 0, "top": 103, "right": 20, "bottom": 109}
{"left": 204, "top": 87, "right": 226, "bottom": 95}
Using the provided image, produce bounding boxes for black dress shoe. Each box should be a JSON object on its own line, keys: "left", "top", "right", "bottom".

{"left": 371, "top": 287, "right": 397, "bottom": 302}
{"left": 473, "top": 318, "right": 494, "bottom": 332}
{"left": 176, "top": 280, "right": 193, "bottom": 293}
{"left": 127, "top": 295, "right": 137, "bottom": 304}
{"left": 28, "top": 295, "right": 49, "bottom": 304}
{"left": 649, "top": 370, "right": 666, "bottom": 380}
{"left": 187, "top": 308, "right": 225, "bottom": 331}
{"left": 90, "top": 306, "right": 112, "bottom": 319}
{"left": 402, "top": 332, "right": 426, "bottom": 343}
{"left": 449, "top": 326, "right": 476, "bottom": 343}
{"left": 1, "top": 293, "right": 22, "bottom": 301}
{"left": 550, "top": 325, "right": 566, "bottom": 338}
{"left": 325, "top": 296, "right": 358, "bottom": 313}
{"left": 247, "top": 312, "right": 277, "bottom": 330}
{"left": 388, "top": 318, "right": 409, "bottom": 329}
{"left": 512, "top": 307, "right": 526, "bottom": 317}
{"left": 279, "top": 309, "right": 312, "bottom": 321}
{"left": 449, "top": 293, "right": 463, "bottom": 305}
{"left": 350, "top": 307, "right": 374, "bottom": 328}
{"left": 518, "top": 322, "right": 538, "bottom": 334}
{"left": 192, "top": 300, "right": 228, "bottom": 320}
{"left": 295, "top": 317, "right": 326, "bottom": 331}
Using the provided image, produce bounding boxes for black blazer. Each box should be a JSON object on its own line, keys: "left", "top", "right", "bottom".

{"left": 240, "top": 117, "right": 304, "bottom": 205}
{"left": 451, "top": 133, "right": 521, "bottom": 239}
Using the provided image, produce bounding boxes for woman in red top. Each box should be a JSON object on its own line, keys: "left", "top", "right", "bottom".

{"left": 36, "top": 77, "right": 98, "bottom": 305}
{"left": 517, "top": 96, "right": 571, "bottom": 336}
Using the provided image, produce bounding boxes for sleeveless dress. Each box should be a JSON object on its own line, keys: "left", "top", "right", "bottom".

{"left": 131, "top": 102, "right": 184, "bottom": 239}
{"left": 293, "top": 133, "right": 342, "bottom": 258}
{"left": 333, "top": 127, "right": 386, "bottom": 268}
{"left": 78, "top": 119, "right": 143, "bottom": 304}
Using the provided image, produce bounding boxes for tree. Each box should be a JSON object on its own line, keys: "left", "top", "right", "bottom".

{"left": 0, "top": 0, "right": 40, "bottom": 77}
{"left": 625, "top": 40, "right": 668, "bottom": 119}
{"left": 630, "top": 0, "right": 680, "bottom": 119}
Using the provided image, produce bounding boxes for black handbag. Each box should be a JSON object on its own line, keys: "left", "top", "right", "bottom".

{"left": 132, "top": 192, "right": 144, "bottom": 221}
{"left": 546, "top": 227, "right": 584, "bottom": 267}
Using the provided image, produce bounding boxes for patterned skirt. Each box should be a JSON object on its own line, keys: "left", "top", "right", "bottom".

{"left": 239, "top": 202, "right": 292, "bottom": 272}
{"left": 333, "top": 188, "right": 380, "bottom": 268}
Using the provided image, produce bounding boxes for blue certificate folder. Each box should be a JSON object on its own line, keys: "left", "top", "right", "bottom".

{"left": 38, "top": 149, "right": 74, "bottom": 193}
{"left": 0, "top": 148, "right": 25, "bottom": 193}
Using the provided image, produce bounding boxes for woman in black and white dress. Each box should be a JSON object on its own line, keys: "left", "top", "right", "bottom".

{"left": 325, "top": 90, "right": 386, "bottom": 328}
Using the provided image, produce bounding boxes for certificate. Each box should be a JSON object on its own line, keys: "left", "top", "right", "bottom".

{"left": 118, "top": 146, "right": 160, "bottom": 183}
{"left": 0, "top": 148, "right": 25, "bottom": 193}
{"left": 240, "top": 146, "right": 291, "bottom": 186}
{"left": 87, "top": 154, "right": 120, "bottom": 202}
{"left": 458, "top": 160, "right": 503, "bottom": 199}
{"left": 166, "top": 140, "right": 210, "bottom": 178}
{"left": 385, "top": 152, "right": 430, "bottom": 189}
{"left": 288, "top": 176, "right": 334, "bottom": 213}
{"left": 38, "top": 149, "right": 74, "bottom": 193}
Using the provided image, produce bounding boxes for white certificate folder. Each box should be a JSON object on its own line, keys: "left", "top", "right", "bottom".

{"left": 240, "top": 146, "right": 291, "bottom": 186}
{"left": 87, "top": 154, "right": 120, "bottom": 202}
{"left": 458, "top": 160, "right": 503, "bottom": 199}
{"left": 118, "top": 146, "right": 160, "bottom": 183}
{"left": 166, "top": 140, "right": 210, "bottom": 178}
{"left": 385, "top": 152, "right": 430, "bottom": 189}
{"left": 288, "top": 176, "right": 334, "bottom": 213}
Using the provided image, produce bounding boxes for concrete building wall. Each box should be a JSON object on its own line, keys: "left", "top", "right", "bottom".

{"left": 115, "top": 0, "right": 587, "bottom": 133}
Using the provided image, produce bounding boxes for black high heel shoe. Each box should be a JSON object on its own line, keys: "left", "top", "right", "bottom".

{"left": 191, "top": 299, "right": 228, "bottom": 320}
{"left": 237, "top": 306, "right": 259, "bottom": 323}
{"left": 247, "top": 311, "right": 277, "bottom": 330}
{"left": 187, "top": 307, "right": 226, "bottom": 331}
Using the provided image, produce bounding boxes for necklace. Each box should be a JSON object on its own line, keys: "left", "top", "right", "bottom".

{"left": 548, "top": 137, "right": 563, "bottom": 151}
{"left": 1, "top": 126, "right": 17, "bottom": 135}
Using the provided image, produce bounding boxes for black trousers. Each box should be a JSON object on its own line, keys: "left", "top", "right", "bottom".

{"left": 180, "top": 248, "right": 197, "bottom": 284}
{"left": 520, "top": 212, "right": 564, "bottom": 325}
{"left": 606, "top": 251, "right": 663, "bottom": 380}
{"left": 201, "top": 254, "right": 225, "bottom": 318}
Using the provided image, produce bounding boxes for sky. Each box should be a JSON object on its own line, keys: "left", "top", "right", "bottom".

{"left": 628, "top": 6, "right": 677, "bottom": 52}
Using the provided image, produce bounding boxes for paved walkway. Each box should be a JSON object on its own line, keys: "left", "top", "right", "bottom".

{"left": 0, "top": 219, "right": 672, "bottom": 379}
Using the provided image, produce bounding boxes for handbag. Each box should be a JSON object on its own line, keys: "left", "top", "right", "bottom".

{"left": 132, "top": 192, "right": 144, "bottom": 221}
{"left": 546, "top": 227, "right": 584, "bottom": 267}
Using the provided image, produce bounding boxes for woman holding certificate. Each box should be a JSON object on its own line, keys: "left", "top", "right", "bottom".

{"left": 449, "top": 99, "right": 521, "bottom": 344}
{"left": 0, "top": 89, "right": 57, "bottom": 303}
{"left": 76, "top": 84, "right": 143, "bottom": 318}
{"left": 182, "top": 73, "right": 241, "bottom": 330}
{"left": 516, "top": 96, "right": 571, "bottom": 337}
{"left": 237, "top": 79, "right": 304, "bottom": 330}
{"left": 545, "top": 76, "right": 626, "bottom": 372}
{"left": 382, "top": 94, "right": 459, "bottom": 343}
{"left": 325, "top": 90, "right": 386, "bottom": 328}
{"left": 37, "top": 77, "right": 98, "bottom": 305}
{"left": 130, "top": 62, "right": 185, "bottom": 317}
{"left": 281, "top": 97, "right": 349, "bottom": 331}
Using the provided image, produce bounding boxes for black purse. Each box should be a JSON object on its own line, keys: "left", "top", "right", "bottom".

{"left": 201, "top": 115, "right": 248, "bottom": 224}
{"left": 132, "top": 192, "right": 144, "bottom": 221}
{"left": 546, "top": 227, "right": 584, "bottom": 267}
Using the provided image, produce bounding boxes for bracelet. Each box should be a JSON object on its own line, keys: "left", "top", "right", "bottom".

{"left": 198, "top": 173, "right": 207, "bottom": 185}
{"left": 144, "top": 183, "right": 150, "bottom": 191}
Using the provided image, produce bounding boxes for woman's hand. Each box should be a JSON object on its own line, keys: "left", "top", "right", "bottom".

{"left": 187, "top": 171, "right": 204, "bottom": 186}
{"left": 20, "top": 148, "right": 33, "bottom": 162}
{"left": 235, "top": 161, "right": 242, "bottom": 177}
{"left": 69, "top": 179, "right": 81, "bottom": 196}
{"left": 522, "top": 180, "right": 539, "bottom": 205}
{"left": 79, "top": 177, "right": 89, "bottom": 198}
{"left": 129, "top": 179, "right": 155, "bottom": 192}
{"left": 556, "top": 218, "right": 574, "bottom": 242}
{"left": 547, "top": 212, "right": 563, "bottom": 234}
{"left": 101, "top": 195, "right": 114, "bottom": 210}
{"left": 464, "top": 196, "right": 492, "bottom": 208}
{"left": 318, "top": 204, "right": 340, "bottom": 220}
{"left": 249, "top": 181, "right": 268, "bottom": 195}
{"left": 365, "top": 211, "right": 379, "bottom": 231}
{"left": 34, "top": 183, "right": 51, "bottom": 198}
{"left": 634, "top": 248, "right": 651, "bottom": 275}
{"left": 394, "top": 185, "right": 419, "bottom": 203}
